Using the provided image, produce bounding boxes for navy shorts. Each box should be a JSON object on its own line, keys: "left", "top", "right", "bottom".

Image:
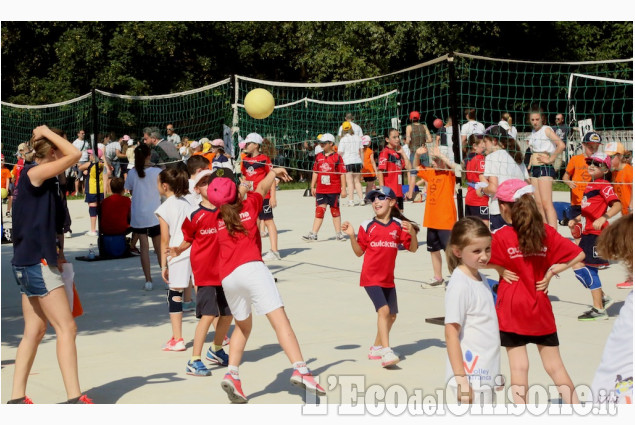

{"left": 489, "top": 214, "right": 509, "bottom": 232}
{"left": 363, "top": 176, "right": 376, "bottom": 183}
{"left": 465, "top": 204, "right": 489, "bottom": 220}
{"left": 346, "top": 163, "right": 362, "bottom": 173}
{"left": 500, "top": 331, "right": 559, "bottom": 347}
{"left": 315, "top": 193, "right": 340, "bottom": 208}
{"left": 12, "top": 263, "right": 65, "bottom": 297}
{"left": 426, "top": 228, "right": 451, "bottom": 252}
{"left": 196, "top": 286, "right": 232, "bottom": 319}
{"left": 131, "top": 224, "right": 161, "bottom": 238}
{"left": 580, "top": 233, "right": 608, "bottom": 266}
{"left": 530, "top": 164, "right": 556, "bottom": 179}
{"left": 364, "top": 286, "right": 398, "bottom": 315}
{"left": 569, "top": 205, "right": 582, "bottom": 218}
{"left": 85, "top": 193, "right": 104, "bottom": 203}
{"left": 259, "top": 198, "right": 274, "bottom": 220}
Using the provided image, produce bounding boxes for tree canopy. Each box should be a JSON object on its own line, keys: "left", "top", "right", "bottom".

{"left": 1, "top": 21, "right": 632, "bottom": 105}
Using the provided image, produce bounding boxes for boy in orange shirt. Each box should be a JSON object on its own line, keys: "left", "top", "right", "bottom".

{"left": 414, "top": 145, "right": 457, "bottom": 287}
{"left": 605, "top": 142, "right": 633, "bottom": 290}
{"left": 562, "top": 131, "right": 601, "bottom": 241}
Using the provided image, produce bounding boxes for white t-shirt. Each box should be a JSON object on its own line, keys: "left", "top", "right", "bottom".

{"left": 338, "top": 134, "right": 363, "bottom": 165}
{"left": 591, "top": 290, "right": 633, "bottom": 404}
{"left": 105, "top": 142, "right": 121, "bottom": 163}
{"left": 529, "top": 126, "right": 556, "bottom": 154}
{"left": 497, "top": 121, "right": 518, "bottom": 140}
{"left": 460, "top": 121, "right": 485, "bottom": 138}
{"left": 154, "top": 195, "right": 193, "bottom": 264}
{"left": 484, "top": 149, "right": 529, "bottom": 215}
{"left": 124, "top": 166, "right": 162, "bottom": 228}
{"left": 184, "top": 179, "right": 201, "bottom": 207}
{"left": 73, "top": 138, "right": 90, "bottom": 162}
{"left": 445, "top": 267, "right": 501, "bottom": 392}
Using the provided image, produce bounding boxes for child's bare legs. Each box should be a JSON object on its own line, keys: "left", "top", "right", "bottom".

{"left": 345, "top": 172, "right": 355, "bottom": 203}
{"left": 266, "top": 307, "right": 304, "bottom": 364}
{"left": 353, "top": 173, "right": 364, "bottom": 202}
{"left": 311, "top": 213, "right": 325, "bottom": 234}
{"left": 591, "top": 288, "right": 605, "bottom": 310}
{"left": 138, "top": 233, "right": 161, "bottom": 282}
{"left": 407, "top": 172, "right": 417, "bottom": 200}
{"left": 227, "top": 315, "right": 252, "bottom": 367}
{"left": 192, "top": 315, "right": 215, "bottom": 357}
{"left": 333, "top": 215, "right": 342, "bottom": 234}
{"left": 430, "top": 250, "right": 443, "bottom": 280}
{"left": 213, "top": 315, "right": 233, "bottom": 346}
{"left": 530, "top": 177, "right": 548, "bottom": 224}
{"left": 374, "top": 305, "right": 397, "bottom": 348}
{"left": 184, "top": 282, "right": 193, "bottom": 303}
{"left": 537, "top": 345, "right": 579, "bottom": 403}
{"left": 264, "top": 219, "right": 278, "bottom": 252}
{"left": 506, "top": 345, "right": 529, "bottom": 404}
{"left": 537, "top": 177, "right": 558, "bottom": 229}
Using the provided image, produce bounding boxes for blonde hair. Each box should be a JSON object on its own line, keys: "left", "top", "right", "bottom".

{"left": 596, "top": 214, "right": 633, "bottom": 275}
{"left": 28, "top": 127, "right": 64, "bottom": 161}
{"left": 446, "top": 216, "right": 492, "bottom": 273}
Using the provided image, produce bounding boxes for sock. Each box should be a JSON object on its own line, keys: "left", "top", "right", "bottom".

{"left": 293, "top": 361, "right": 309, "bottom": 374}
{"left": 212, "top": 344, "right": 222, "bottom": 352}
{"left": 191, "top": 356, "right": 201, "bottom": 362}
{"left": 66, "top": 396, "right": 81, "bottom": 404}
{"left": 228, "top": 365, "right": 239, "bottom": 377}
{"left": 372, "top": 345, "right": 383, "bottom": 350}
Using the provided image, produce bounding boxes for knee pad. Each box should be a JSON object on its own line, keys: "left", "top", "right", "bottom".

{"left": 315, "top": 205, "right": 326, "bottom": 219}
{"left": 574, "top": 267, "right": 601, "bottom": 290}
{"left": 330, "top": 205, "right": 341, "bottom": 218}
{"left": 89, "top": 206, "right": 98, "bottom": 217}
{"left": 167, "top": 289, "right": 184, "bottom": 313}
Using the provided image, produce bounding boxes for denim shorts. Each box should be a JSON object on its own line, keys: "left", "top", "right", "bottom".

{"left": 12, "top": 263, "right": 65, "bottom": 297}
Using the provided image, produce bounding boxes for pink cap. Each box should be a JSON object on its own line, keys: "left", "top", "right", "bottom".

{"left": 122, "top": 135, "right": 130, "bottom": 141}
{"left": 87, "top": 148, "right": 104, "bottom": 159}
{"left": 361, "top": 135, "right": 371, "bottom": 146}
{"left": 211, "top": 138, "right": 224, "bottom": 147}
{"left": 495, "top": 179, "right": 534, "bottom": 202}
{"left": 586, "top": 152, "right": 611, "bottom": 168}
{"left": 238, "top": 141, "right": 247, "bottom": 150}
{"left": 207, "top": 176, "right": 236, "bottom": 206}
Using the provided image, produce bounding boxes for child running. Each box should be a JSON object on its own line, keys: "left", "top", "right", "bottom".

{"left": 301, "top": 133, "right": 348, "bottom": 242}
{"left": 155, "top": 168, "right": 194, "bottom": 352}
{"left": 203, "top": 167, "right": 325, "bottom": 403}
{"left": 414, "top": 145, "right": 457, "bottom": 287}
{"left": 488, "top": 179, "right": 584, "bottom": 404}
{"left": 169, "top": 169, "right": 233, "bottom": 376}
{"left": 240, "top": 133, "right": 281, "bottom": 260}
{"left": 341, "top": 186, "right": 419, "bottom": 368}
{"left": 570, "top": 153, "right": 621, "bottom": 320}
{"left": 445, "top": 216, "right": 501, "bottom": 404}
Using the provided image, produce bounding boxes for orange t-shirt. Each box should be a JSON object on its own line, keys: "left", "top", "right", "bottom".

{"left": 361, "top": 148, "right": 375, "bottom": 178}
{"left": 565, "top": 154, "right": 591, "bottom": 206}
{"left": 612, "top": 163, "right": 633, "bottom": 215}
{"left": 417, "top": 167, "right": 457, "bottom": 230}
{"left": 1, "top": 167, "right": 11, "bottom": 189}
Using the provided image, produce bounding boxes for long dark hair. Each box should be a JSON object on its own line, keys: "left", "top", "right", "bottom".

{"left": 158, "top": 168, "right": 189, "bottom": 197}
{"left": 501, "top": 194, "right": 546, "bottom": 255}
{"left": 134, "top": 143, "right": 151, "bottom": 178}
{"left": 389, "top": 205, "right": 420, "bottom": 233}
{"left": 219, "top": 197, "right": 248, "bottom": 237}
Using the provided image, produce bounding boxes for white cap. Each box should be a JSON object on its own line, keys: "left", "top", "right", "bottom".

{"left": 361, "top": 135, "right": 371, "bottom": 146}
{"left": 190, "top": 141, "right": 200, "bottom": 149}
{"left": 192, "top": 169, "right": 213, "bottom": 186}
{"left": 244, "top": 133, "right": 263, "bottom": 145}
{"left": 127, "top": 139, "right": 135, "bottom": 146}
{"left": 320, "top": 133, "right": 335, "bottom": 143}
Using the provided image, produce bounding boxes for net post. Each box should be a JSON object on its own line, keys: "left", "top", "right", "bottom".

{"left": 91, "top": 88, "right": 104, "bottom": 256}
{"left": 448, "top": 52, "right": 464, "bottom": 219}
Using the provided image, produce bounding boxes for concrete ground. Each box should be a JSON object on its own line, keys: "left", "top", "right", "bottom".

{"left": 1, "top": 189, "right": 631, "bottom": 417}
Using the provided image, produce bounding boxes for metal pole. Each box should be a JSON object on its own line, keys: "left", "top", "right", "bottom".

{"left": 91, "top": 88, "right": 103, "bottom": 256}
{"left": 448, "top": 53, "right": 464, "bottom": 219}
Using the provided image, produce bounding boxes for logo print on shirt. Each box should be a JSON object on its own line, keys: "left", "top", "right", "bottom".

{"left": 379, "top": 158, "right": 387, "bottom": 167}
{"left": 389, "top": 230, "right": 398, "bottom": 240}
{"left": 602, "top": 186, "right": 616, "bottom": 198}
{"left": 463, "top": 350, "right": 479, "bottom": 374}
{"left": 245, "top": 166, "right": 256, "bottom": 177}
{"left": 319, "top": 162, "right": 331, "bottom": 172}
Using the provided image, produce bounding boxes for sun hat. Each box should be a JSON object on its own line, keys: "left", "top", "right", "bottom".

{"left": 604, "top": 142, "right": 625, "bottom": 156}
{"left": 495, "top": 179, "right": 534, "bottom": 202}
{"left": 244, "top": 133, "right": 263, "bottom": 145}
{"left": 192, "top": 169, "right": 213, "bottom": 187}
{"left": 207, "top": 168, "right": 237, "bottom": 206}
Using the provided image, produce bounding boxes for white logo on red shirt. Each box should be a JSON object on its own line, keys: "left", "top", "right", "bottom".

{"left": 379, "top": 158, "right": 387, "bottom": 166}
{"left": 200, "top": 228, "right": 217, "bottom": 235}
{"left": 389, "top": 230, "right": 398, "bottom": 240}
{"left": 319, "top": 162, "right": 331, "bottom": 172}
{"left": 370, "top": 240, "right": 398, "bottom": 248}
{"left": 506, "top": 246, "right": 547, "bottom": 259}
{"left": 602, "top": 186, "right": 615, "bottom": 198}
{"left": 245, "top": 166, "right": 256, "bottom": 177}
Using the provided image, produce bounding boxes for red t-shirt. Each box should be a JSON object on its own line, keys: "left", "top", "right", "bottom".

{"left": 100, "top": 194, "right": 131, "bottom": 235}
{"left": 242, "top": 154, "right": 273, "bottom": 199}
{"left": 490, "top": 224, "right": 583, "bottom": 336}
{"left": 465, "top": 153, "right": 488, "bottom": 207}
{"left": 377, "top": 147, "right": 404, "bottom": 197}
{"left": 181, "top": 205, "right": 221, "bottom": 287}
{"left": 357, "top": 218, "right": 412, "bottom": 288}
{"left": 215, "top": 192, "right": 263, "bottom": 281}
{"left": 312, "top": 152, "right": 345, "bottom": 194}
{"left": 581, "top": 179, "right": 619, "bottom": 235}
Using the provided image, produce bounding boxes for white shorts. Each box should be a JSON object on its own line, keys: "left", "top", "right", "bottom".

{"left": 222, "top": 261, "right": 283, "bottom": 321}
{"left": 167, "top": 257, "right": 192, "bottom": 290}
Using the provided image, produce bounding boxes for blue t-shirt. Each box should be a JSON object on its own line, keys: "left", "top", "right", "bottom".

{"left": 12, "top": 163, "right": 64, "bottom": 266}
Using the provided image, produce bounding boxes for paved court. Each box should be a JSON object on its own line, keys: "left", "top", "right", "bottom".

{"left": 1, "top": 189, "right": 631, "bottom": 409}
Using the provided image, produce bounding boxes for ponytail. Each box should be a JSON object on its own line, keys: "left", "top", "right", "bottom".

{"left": 134, "top": 143, "right": 151, "bottom": 178}
{"left": 219, "top": 197, "right": 248, "bottom": 237}
{"left": 500, "top": 136, "right": 523, "bottom": 165}
{"left": 509, "top": 194, "right": 546, "bottom": 255}
{"left": 389, "top": 205, "right": 420, "bottom": 233}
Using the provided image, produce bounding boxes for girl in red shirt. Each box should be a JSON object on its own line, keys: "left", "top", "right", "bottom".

{"left": 341, "top": 186, "right": 419, "bottom": 368}
{"left": 488, "top": 179, "right": 584, "bottom": 404}
{"left": 207, "top": 167, "right": 326, "bottom": 403}
{"left": 463, "top": 134, "right": 489, "bottom": 226}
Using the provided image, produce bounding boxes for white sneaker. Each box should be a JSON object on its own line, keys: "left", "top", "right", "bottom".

{"left": 380, "top": 347, "right": 400, "bottom": 367}
{"left": 86, "top": 230, "right": 98, "bottom": 237}
{"left": 348, "top": 200, "right": 355, "bottom": 207}
{"left": 335, "top": 232, "right": 347, "bottom": 241}
{"left": 65, "top": 231, "right": 72, "bottom": 238}
{"left": 301, "top": 232, "right": 317, "bottom": 242}
{"left": 144, "top": 281, "right": 153, "bottom": 291}
{"left": 262, "top": 250, "right": 281, "bottom": 261}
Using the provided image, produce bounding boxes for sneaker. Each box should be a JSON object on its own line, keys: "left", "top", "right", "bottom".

{"left": 65, "top": 394, "right": 93, "bottom": 404}
{"left": 262, "top": 250, "right": 281, "bottom": 261}
{"left": 290, "top": 369, "right": 326, "bottom": 396}
{"left": 421, "top": 277, "right": 445, "bottom": 288}
{"left": 617, "top": 280, "right": 633, "bottom": 289}
{"left": 380, "top": 347, "right": 400, "bottom": 367}
{"left": 602, "top": 294, "right": 614, "bottom": 310}
{"left": 335, "top": 232, "right": 347, "bottom": 241}
{"left": 144, "top": 281, "right": 153, "bottom": 291}
{"left": 206, "top": 346, "right": 229, "bottom": 366}
{"left": 86, "top": 230, "right": 98, "bottom": 237}
{"left": 348, "top": 200, "right": 355, "bottom": 207}
{"left": 578, "top": 307, "right": 608, "bottom": 321}
{"left": 182, "top": 300, "right": 196, "bottom": 312}
{"left": 129, "top": 247, "right": 141, "bottom": 256}
{"left": 221, "top": 373, "right": 248, "bottom": 403}
{"left": 64, "top": 231, "right": 72, "bottom": 238}
{"left": 368, "top": 346, "right": 383, "bottom": 360}
{"left": 223, "top": 336, "right": 230, "bottom": 346}
{"left": 260, "top": 229, "right": 269, "bottom": 238}
{"left": 7, "top": 396, "right": 33, "bottom": 404}
{"left": 301, "top": 232, "right": 317, "bottom": 242}
{"left": 162, "top": 337, "right": 186, "bottom": 351}
{"left": 186, "top": 359, "right": 211, "bottom": 377}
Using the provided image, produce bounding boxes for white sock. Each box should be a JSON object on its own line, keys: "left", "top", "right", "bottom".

{"left": 228, "top": 365, "right": 239, "bottom": 377}
{"left": 293, "top": 361, "right": 309, "bottom": 374}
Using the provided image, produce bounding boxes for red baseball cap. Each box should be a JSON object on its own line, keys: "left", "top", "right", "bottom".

{"left": 409, "top": 111, "right": 420, "bottom": 121}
